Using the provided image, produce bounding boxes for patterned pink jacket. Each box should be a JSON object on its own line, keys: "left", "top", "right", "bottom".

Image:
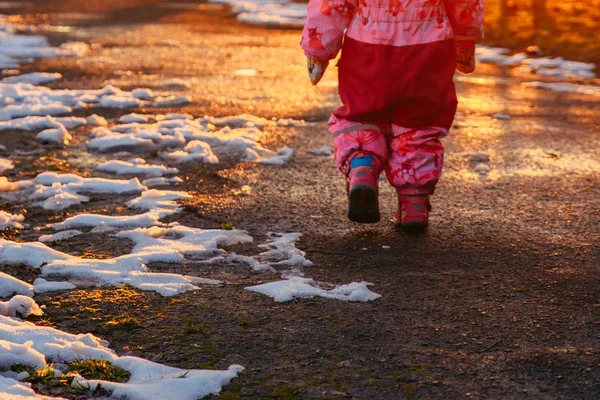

{"left": 301, "top": 0, "right": 484, "bottom": 62}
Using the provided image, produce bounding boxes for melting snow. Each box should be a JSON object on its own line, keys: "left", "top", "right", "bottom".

{"left": 521, "top": 82, "right": 600, "bottom": 97}
{"left": 0, "top": 295, "right": 43, "bottom": 318}
{"left": 0, "top": 211, "right": 24, "bottom": 229}
{"left": 212, "top": 0, "right": 306, "bottom": 28}
{"left": 246, "top": 277, "right": 381, "bottom": 302}
{"left": 477, "top": 46, "right": 597, "bottom": 80}
{"left": 0, "top": 158, "right": 13, "bottom": 173}
{"left": 0, "top": 271, "right": 34, "bottom": 298}
{"left": 96, "top": 158, "right": 179, "bottom": 177}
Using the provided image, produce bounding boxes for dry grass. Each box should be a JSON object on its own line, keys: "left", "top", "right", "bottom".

{"left": 484, "top": 0, "right": 600, "bottom": 65}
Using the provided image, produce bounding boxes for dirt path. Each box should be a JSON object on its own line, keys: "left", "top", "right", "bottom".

{"left": 1, "top": 1, "right": 599, "bottom": 399}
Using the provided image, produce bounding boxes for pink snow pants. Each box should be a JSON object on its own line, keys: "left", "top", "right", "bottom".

{"left": 330, "top": 37, "right": 458, "bottom": 195}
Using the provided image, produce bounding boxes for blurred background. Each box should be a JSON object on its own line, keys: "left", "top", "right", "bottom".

{"left": 6, "top": 0, "right": 600, "bottom": 65}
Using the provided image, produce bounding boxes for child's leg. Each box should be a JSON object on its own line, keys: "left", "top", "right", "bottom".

{"left": 385, "top": 126, "right": 446, "bottom": 196}
{"left": 384, "top": 39, "right": 457, "bottom": 228}
{"left": 329, "top": 118, "right": 388, "bottom": 223}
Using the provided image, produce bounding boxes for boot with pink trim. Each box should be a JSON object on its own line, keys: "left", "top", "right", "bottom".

{"left": 394, "top": 194, "right": 431, "bottom": 230}
{"left": 347, "top": 154, "right": 381, "bottom": 223}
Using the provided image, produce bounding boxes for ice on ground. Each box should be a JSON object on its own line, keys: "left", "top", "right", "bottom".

{"left": 0, "top": 224, "right": 253, "bottom": 296}
{"left": 243, "top": 146, "right": 294, "bottom": 165}
{"left": 205, "top": 113, "right": 301, "bottom": 129}
{"left": 0, "top": 17, "right": 89, "bottom": 70}
{"left": 476, "top": 46, "right": 596, "bottom": 80}
{"left": 74, "top": 359, "right": 243, "bottom": 400}
{"left": 0, "top": 176, "right": 33, "bottom": 193}
{"left": 86, "top": 114, "right": 108, "bottom": 126}
{"left": 309, "top": 145, "right": 334, "bottom": 156}
{"left": 0, "top": 158, "right": 13, "bottom": 173}
{"left": 0, "top": 316, "right": 241, "bottom": 399}
{"left": 126, "top": 189, "right": 191, "bottom": 212}
{"left": 50, "top": 209, "right": 176, "bottom": 230}
{"left": 246, "top": 277, "right": 381, "bottom": 302}
{"left": 0, "top": 271, "right": 34, "bottom": 298}
{"left": 215, "top": 0, "right": 306, "bottom": 28}
{"left": 161, "top": 140, "right": 219, "bottom": 164}
{"left": 33, "top": 278, "right": 76, "bottom": 294}
{"left": 96, "top": 158, "right": 179, "bottom": 177}
{"left": 0, "top": 211, "right": 24, "bottom": 229}
{"left": 492, "top": 113, "right": 511, "bottom": 120}
{"left": 36, "top": 125, "right": 71, "bottom": 145}
{"left": 120, "top": 113, "right": 153, "bottom": 123}
{"left": 142, "top": 176, "right": 183, "bottom": 187}
{"left": 0, "top": 375, "right": 61, "bottom": 399}
{"left": 2, "top": 72, "right": 62, "bottom": 85}
{"left": 0, "top": 340, "right": 46, "bottom": 369}
{"left": 94, "top": 114, "right": 296, "bottom": 165}
{"left": 0, "top": 82, "right": 196, "bottom": 141}
{"left": 0, "top": 295, "right": 43, "bottom": 318}
{"left": 258, "top": 232, "right": 313, "bottom": 267}
{"left": 26, "top": 172, "right": 146, "bottom": 211}
{"left": 38, "top": 230, "right": 83, "bottom": 243}
{"left": 0, "top": 313, "right": 114, "bottom": 363}
{"left": 522, "top": 82, "right": 600, "bottom": 97}
{"left": 151, "top": 95, "right": 192, "bottom": 107}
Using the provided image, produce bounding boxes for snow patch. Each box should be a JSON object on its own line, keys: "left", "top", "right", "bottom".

{"left": 0, "top": 211, "right": 24, "bottom": 229}
{"left": 246, "top": 277, "right": 381, "bottom": 302}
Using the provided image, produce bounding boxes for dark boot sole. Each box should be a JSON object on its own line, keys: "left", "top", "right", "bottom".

{"left": 348, "top": 187, "right": 380, "bottom": 224}
{"left": 393, "top": 220, "right": 428, "bottom": 232}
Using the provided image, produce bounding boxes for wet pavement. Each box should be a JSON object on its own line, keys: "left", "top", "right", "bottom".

{"left": 2, "top": 1, "right": 600, "bottom": 398}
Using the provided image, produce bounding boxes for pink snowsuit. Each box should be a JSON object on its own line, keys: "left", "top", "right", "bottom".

{"left": 301, "top": 0, "right": 484, "bottom": 194}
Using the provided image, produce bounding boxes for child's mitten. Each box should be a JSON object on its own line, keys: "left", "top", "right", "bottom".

{"left": 455, "top": 40, "right": 476, "bottom": 75}
{"left": 307, "top": 58, "right": 329, "bottom": 85}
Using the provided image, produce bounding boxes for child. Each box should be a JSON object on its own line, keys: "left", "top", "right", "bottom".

{"left": 301, "top": 0, "right": 483, "bottom": 229}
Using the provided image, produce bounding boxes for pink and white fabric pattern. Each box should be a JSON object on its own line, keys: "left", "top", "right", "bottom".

{"left": 301, "top": 0, "right": 484, "bottom": 62}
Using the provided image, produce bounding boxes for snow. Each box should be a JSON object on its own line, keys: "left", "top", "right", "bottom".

{"left": 126, "top": 189, "right": 191, "bottom": 212}
{"left": 492, "top": 113, "right": 511, "bottom": 121}
{"left": 120, "top": 113, "right": 152, "bottom": 123}
{"left": 86, "top": 114, "right": 108, "bottom": 126}
{"left": 0, "top": 295, "right": 43, "bottom": 318}
{"left": 142, "top": 176, "right": 183, "bottom": 187}
{"left": 476, "top": 45, "right": 597, "bottom": 80}
{"left": 74, "top": 360, "right": 243, "bottom": 400}
{"left": 151, "top": 95, "right": 192, "bottom": 107}
{"left": 0, "top": 223, "right": 255, "bottom": 296}
{"left": 38, "top": 230, "right": 83, "bottom": 243}
{"left": 521, "top": 82, "right": 600, "bottom": 97}
{"left": 0, "top": 271, "right": 34, "bottom": 298}
{"left": 24, "top": 172, "right": 146, "bottom": 211}
{"left": 0, "top": 314, "right": 242, "bottom": 399}
{"left": 36, "top": 125, "right": 71, "bottom": 145}
{"left": 50, "top": 209, "right": 175, "bottom": 230}
{"left": 91, "top": 114, "right": 296, "bottom": 165}
{"left": 0, "top": 375, "right": 60, "bottom": 399}
{"left": 257, "top": 233, "right": 313, "bottom": 267}
{"left": 309, "top": 145, "right": 334, "bottom": 156}
{"left": 0, "top": 210, "right": 24, "bottom": 229}
{"left": 214, "top": 0, "right": 306, "bottom": 28}
{"left": 96, "top": 158, "right": 179, "bottom": 177}
{"left": 32, "top": 278, "right": 76, "bottom": 294}
{"left": 0, "top": 158, "right": 13, "bottom": 173}
{"left": 246, "top": 277, "right": 381, "bottom": 302}
{"left": 0, "top": 340, "right": 46, "bottom": 369}
{"left": 2, "top": 72, "right": 62, "bottom": 85}
{"left": 0, "top": 176, "right": 33, "bottom": 192}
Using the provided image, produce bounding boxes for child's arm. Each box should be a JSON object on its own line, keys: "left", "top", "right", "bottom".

{"left": 300, "top": 0, "right": 357, "bottom": 85}
{"left": 443, "top": 0, "right": 485, "bottom": 74}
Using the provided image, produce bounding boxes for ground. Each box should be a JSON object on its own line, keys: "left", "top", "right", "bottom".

{"left": 1, "top": 1, "right": 599, "bottom": 399}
